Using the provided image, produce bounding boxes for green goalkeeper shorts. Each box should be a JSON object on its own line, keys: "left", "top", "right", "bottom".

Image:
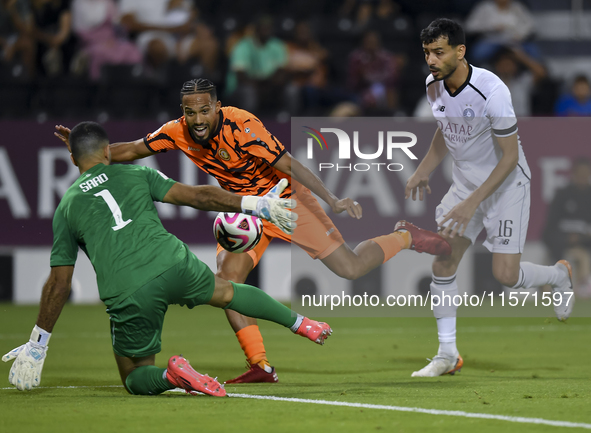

{"left": 108, "top": 245, "right": 216, "bottom": 358}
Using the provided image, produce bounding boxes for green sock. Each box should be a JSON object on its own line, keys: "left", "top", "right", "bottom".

{"left": 223, "top": 282, "right": 298, "bottom": 328}
{"left": 125, "top": 365, "right": 173, "bottom": 395}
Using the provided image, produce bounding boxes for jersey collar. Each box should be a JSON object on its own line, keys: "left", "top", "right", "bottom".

{"left": 444, "top": 64, "right": 472, "bottom": 98}
{"left": 78, "top": 163, "right": 105, "bottom": 180}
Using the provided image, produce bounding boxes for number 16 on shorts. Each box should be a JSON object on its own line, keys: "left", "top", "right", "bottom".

{"left": 496, "top": 219, "right": 512, "bottom": 246}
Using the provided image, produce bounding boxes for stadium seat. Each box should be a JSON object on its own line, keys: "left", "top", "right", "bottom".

{"left": 37, "top": 77, "right": 98, "bottom": 119}
{"left": 96, "top": 64, "right": 160, "bottom": 119}
{"left": 0, "top": 63, "right": 33, "bottom": 118}
{"left": 525, "top": 0, "right": 571, "bottom": 11}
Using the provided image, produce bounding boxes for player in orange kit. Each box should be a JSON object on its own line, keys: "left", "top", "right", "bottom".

{"left": 55, "top": 78, "right": 450, "bottom": 383}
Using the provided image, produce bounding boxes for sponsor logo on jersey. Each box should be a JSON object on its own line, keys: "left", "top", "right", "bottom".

{"left": 439, "top": 105, "right": 445, "bottom": 112}
{"left": 436, "top": 121, "right": 474, "bottom": 144}
{"left": 218, "top": 148, "right": 231, "bottom": 161}
{"left": 188, "top": 146, "right": 200, "bottom": 151}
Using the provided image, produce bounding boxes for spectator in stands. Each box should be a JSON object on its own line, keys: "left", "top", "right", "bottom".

{"left": 71, "top": 0, "right": 141, "bottom": 81}
{"left": 286, "top": 21, "right": 353, "bottom": 115}
{"left": 543, "top": 158, "right": 591, "bottom": 298}
{"left": 118, "top": 0, "right": 196, "bottom": 76}
{"left": 225, "top": 15, "right": 289, "bottom": 115}
{"left": 347, "top": 30, "right": 402, "bottom": 115}
{"left": 465, "top": 0, "right": 539, "bottom": 64}
{"left": 330, "top": 101, "right": 361, "bottom": 117}
{"left": 554, "top": 75, "right": 591, "bottom": 117}
{"left": 491, "top": 47, "right": 546, "bottom": 117}
{"left": 30, "top": 0, "right": 77, "bottom": 77}
{"left": 177, "top": 22, "right": 220, "bottom": 78}
{"left": 0, "top": 0, "right": 35, "bottom": 78}
{"left": 339, "top": 0, "right": 402, "bottom": 32}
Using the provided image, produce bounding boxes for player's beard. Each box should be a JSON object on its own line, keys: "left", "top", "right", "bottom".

{"left": 433, "top": 63, "right": 457, "bottom": 82}
{"left": 189, "top": 126, "right": 211, "bottom": 145}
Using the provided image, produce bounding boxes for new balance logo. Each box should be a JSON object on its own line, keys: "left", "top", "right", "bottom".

{"left": 439, "top": 106, "right": 445, "bottom": 112}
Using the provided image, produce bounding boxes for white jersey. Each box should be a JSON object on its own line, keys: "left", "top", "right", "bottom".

{"left": 426, "top": 64, "right": 531, "bottom": 192}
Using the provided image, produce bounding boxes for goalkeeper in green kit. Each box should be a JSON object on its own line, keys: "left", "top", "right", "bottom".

{"left": 2, "top": 121, "right": 331, "bottom": 397}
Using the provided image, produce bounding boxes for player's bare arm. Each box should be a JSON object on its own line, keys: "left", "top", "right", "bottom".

{"left": 35, "top": 266, "right": 74, "bottom": 332}
{"left": 163, "top": 183, "right": 243, "bottom": 211}
{"left": 439, "top": 133, "right": 519, "bottom": 238}
{"left": 274, "top": 152, "right": 362, "bottom": 219}
{"left": 109, "top": 139, "right": 154, "bottom": 162}
{"left": 405, "top": 128, "right": 448, "bottom": 201}
{"left": 164, "top": 181, "right": 297, "bottom": 235}
{"left": 55, "top": 125, "right": 153, "bottom": 162}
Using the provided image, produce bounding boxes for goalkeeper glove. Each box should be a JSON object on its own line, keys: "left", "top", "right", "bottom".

{"left": 241, "top": 178, "right": 298, "bottom": 235}
{"left": 2, "top": 325, "right": 51, "bottom": 391}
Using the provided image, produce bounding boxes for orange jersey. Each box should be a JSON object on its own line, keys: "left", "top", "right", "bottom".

{"left": 143, "top": 106, "right": 290, "bottom": 197}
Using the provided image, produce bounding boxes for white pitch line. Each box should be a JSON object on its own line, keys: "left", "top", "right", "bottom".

{"left": 1, "top": 385, "right": 590, "bottom": 429}
{"left": 228, "top": 393, "right": 591, "bottom": 430}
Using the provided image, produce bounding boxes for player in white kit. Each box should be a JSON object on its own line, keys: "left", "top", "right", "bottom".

{"left": 405, "top": 18, "right": 575, "bottom": 377}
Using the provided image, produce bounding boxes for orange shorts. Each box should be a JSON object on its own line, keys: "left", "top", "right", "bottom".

{"left": 215, "top": 186, "right": 344, "bottom": 267}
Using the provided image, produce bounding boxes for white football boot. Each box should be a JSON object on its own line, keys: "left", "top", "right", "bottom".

{"left": 553, "top": 260, "right": 574, "bottom": 322}
{"left": 411, "top": 354, "right": 463, "bottom": 377}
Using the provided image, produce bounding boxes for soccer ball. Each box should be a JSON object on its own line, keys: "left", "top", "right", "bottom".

{"left": 213, "top": 212, "right": 263, "bottom": 253}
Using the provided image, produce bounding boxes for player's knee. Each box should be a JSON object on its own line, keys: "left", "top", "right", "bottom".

{"left": 332, "top": 264, "right": 359, "bottom": 280}
{"left": 215, "top": 269, "right": 247, "bottom": 284}
{"left": 209, "top": 277, "right": 235, "bottom": 307}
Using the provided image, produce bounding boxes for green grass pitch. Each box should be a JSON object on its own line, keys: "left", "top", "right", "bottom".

{"left": 1, "top": 302, "right": 590, "bottom": 432}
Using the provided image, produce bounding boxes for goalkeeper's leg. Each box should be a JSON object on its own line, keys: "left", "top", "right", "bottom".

{"left": 115, "top": 354, "right": 171, "bottom": 395}
{"left": 116, "top": 354, "right": 225, "bottom": 396}
{"left": 208, "top": 277, "right": 332, "bottom": 345}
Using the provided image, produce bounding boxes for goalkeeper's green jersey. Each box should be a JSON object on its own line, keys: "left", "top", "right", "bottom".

{"left": 50, "top": 163, "right": 186, "bottom": 308}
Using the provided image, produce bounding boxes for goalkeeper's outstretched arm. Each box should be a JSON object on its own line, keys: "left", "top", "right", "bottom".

{"left": 1, "top": 266, "right": 73, "bottom": 390}
{"left": 36, "top": 266, "right": 74, "bottom": 332}
{"left": 163, "top": 180, "right": 297, "bottom": 235}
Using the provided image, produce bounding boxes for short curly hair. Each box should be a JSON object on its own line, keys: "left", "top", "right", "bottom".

{"left": 420, "top": 18, "right": 465, "bottom": 47}
{"left": 180, "top": 78, "right": 217, "bottom": 101}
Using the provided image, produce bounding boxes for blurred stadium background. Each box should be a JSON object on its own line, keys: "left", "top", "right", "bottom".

{"left": 1, "top": 0, "right": 590, "bottom": 305}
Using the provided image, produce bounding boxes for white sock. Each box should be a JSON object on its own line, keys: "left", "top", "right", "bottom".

{"left": 437, "top": 317, "right": 458, "bottom": 356}
{"left": 512, "top": 262, "right": 565, "bottom": 289}
{"left": 431, "top": 274, "right": 459, "bottom": 357}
